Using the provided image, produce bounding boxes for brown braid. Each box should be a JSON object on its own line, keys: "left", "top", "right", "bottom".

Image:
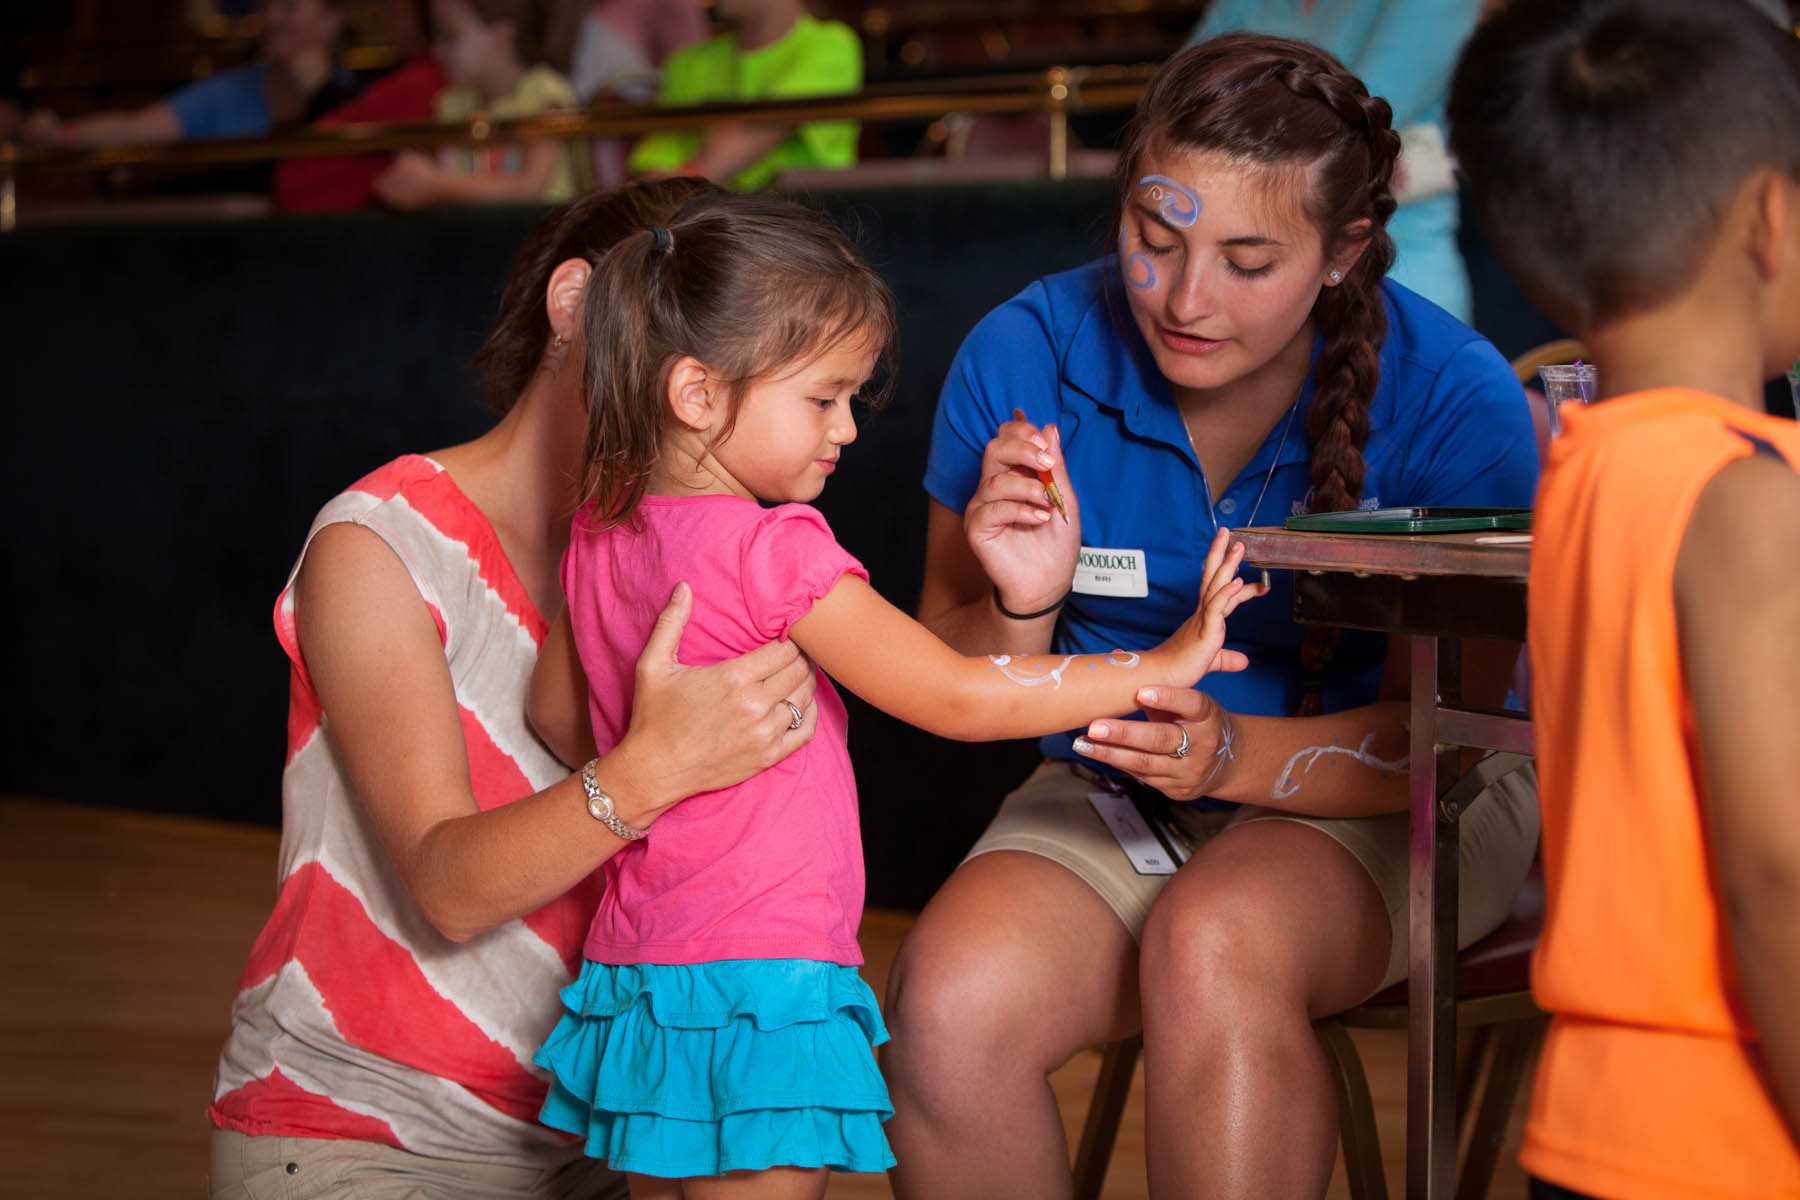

{"left": 1281, "top": 70, "right": 1400, "bottom": 712}
{"left": 1112, "top": 34, "right": 1401, "bottom": 714}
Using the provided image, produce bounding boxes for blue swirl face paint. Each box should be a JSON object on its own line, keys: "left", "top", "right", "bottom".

{"left": 1137, "top": 173, "right": 1201, "bottom": 227}
{"left": 1119, "top": 222, "right": 1156, "bottom": 291}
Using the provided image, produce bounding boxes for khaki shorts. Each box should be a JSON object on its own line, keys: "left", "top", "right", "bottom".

{"left": 965, "top": 755, "right": 1540, "bottom": 994}
{"left": 209, "top": 1129, "right": 629, "bottom": 1200}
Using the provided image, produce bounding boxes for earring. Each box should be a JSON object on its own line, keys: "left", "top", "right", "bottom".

{"left": 1328, "top": 269, "right": 1343, "bottom": 285}
{"left": 551, "top": 332, "right": 569, "bottom": 349}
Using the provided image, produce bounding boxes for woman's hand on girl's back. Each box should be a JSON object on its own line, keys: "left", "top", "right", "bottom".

{"left": 620, "top": 582, "right": 820, "bottom": 806}
{"left": 963, "top": 414, "right": 1082, "bottom": 614}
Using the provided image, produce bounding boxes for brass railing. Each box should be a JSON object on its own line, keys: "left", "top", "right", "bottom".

{"left": 0, "top": 63, "right": 1155, "bottom": 231}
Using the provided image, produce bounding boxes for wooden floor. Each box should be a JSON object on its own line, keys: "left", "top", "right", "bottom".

{"left": 0, "top": 799, "right": 1534, "bottom": 1198}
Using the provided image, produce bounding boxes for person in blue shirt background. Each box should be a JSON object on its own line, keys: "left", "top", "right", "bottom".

{"left": 18, "top": 0, "right": 354, "bottom": 147}
{"left": 1186, "top": 0, "right": 1484, "bottom": 323}
{"left": 881, "top": 34, "right": 1540, "bottom": 1200}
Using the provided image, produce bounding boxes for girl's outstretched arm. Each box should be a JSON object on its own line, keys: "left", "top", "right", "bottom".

{"left": 791, "top": 527, "right": 1264, "bottom": 741}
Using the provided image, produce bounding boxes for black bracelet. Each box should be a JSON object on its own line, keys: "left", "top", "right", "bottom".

{"left": 993, "top": 585, "right": 1070, "bottom": 621}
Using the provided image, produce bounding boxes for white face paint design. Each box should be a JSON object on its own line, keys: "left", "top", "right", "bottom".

{"left": 1271, "top": 733, "right": 1410, "bottom": 801}
{"left": 987, "top": 651, "right": 1139, "bottom": 689}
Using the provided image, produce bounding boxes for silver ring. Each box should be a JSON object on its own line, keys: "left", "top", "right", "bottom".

{"left": 1170, "top": 725, "right": 1191, "bottom": 759}
{"left": 783, "top": 700, "right": 805, "bottom": 731}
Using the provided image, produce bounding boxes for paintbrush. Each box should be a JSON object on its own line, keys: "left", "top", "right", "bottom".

{"left": 1012, "top": 408, "right": 1070, "bottom": 523}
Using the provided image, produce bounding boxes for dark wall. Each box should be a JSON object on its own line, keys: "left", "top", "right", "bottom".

{"left": 1, "top": 181, "right": 1113, "bottom": 911}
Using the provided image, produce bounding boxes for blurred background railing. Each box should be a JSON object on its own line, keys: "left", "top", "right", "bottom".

{"left": 0, "top": 0, "right": 1202, "bottom": 228}
{"left": 1, "top": 64, "right": 1156, "bottom": 230}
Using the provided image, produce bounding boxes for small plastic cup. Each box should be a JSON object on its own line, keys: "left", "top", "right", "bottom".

{"left": 1539, "top": 363, "right": 1598, "bottom": 437}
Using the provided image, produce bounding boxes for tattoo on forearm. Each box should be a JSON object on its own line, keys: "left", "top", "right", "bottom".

{"left": 1272, "top": 733, "right": 1410, "bottom": 801}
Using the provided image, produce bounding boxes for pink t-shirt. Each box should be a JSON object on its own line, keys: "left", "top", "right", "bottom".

{"left": 564, "top": 495, "right": 868, "bottom": 967}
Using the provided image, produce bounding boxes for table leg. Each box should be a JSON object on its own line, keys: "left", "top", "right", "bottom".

{"left": 1407, "top": 635, "right": 1461, "bottom": 1199}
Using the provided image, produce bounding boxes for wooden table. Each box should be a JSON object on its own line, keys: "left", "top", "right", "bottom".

{"left": 1231, "top": 527, "right": 1535, "bottom": 1200}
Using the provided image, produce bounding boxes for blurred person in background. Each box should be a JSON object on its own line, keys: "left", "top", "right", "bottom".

{"left": 1186, "top": 0, "right": 1482, "bottom": 323}
{"left": 372, "top": 0, "right": 584, "bottom": 208}
{"left": 569, "top": 0, "right": 708, "bottom": 190}
{"left": 17, "top": 0, "right": 356, "bottom": 146}
{"left": 627, "top": 0, "right": 860, "bottom": 192}
{"left": 271, "top": 0, "right": 448, "bottom": 212}
{"left": 569, "top": 0, "right": 706, "bottom": 104}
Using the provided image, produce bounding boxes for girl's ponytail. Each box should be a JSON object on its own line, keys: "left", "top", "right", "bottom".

{"left": 580, "top": 223, "right": 687, "bottom": 527}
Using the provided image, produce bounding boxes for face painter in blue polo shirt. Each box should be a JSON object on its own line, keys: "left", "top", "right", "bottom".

{"left": 885, "top": 38, "right": 1546, "bottom": 1196}
{"left": 924, "top": 259, "right": 1537, "bottom": 776}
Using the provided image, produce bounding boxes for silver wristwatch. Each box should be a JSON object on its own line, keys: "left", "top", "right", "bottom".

{"left": 580, "top": 759, "right": 648, "bottom": 842}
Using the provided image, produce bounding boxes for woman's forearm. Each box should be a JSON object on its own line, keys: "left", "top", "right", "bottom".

{"left": 1208, "top": 700, "right": 1413, "bottom": 816}
{"left": 406, "top": 770, "right": 631, "bottom": 941}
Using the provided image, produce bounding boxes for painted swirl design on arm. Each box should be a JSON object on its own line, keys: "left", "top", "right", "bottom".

{"left": 987, "top": 650, "right": 1140, "bottom": 689}
{"left": 1271, "top": 733, "right": 1410, "bottom": 801}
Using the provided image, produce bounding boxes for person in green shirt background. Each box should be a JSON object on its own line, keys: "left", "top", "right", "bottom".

{"left": 628, "top": 0, "right": 862, "bottom": 191}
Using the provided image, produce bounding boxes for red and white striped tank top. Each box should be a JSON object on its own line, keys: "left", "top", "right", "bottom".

{"left": 208, "top": 455, "right": 602, "bottom": 1167}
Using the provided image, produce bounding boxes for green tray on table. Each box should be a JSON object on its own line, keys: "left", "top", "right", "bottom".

{"left": 1283, "top": 506, "right": 1533, "bottom": 535}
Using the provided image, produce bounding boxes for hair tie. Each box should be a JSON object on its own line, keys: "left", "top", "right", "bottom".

{"left": 651, "top": 226, "right": 673, "bottom": 255}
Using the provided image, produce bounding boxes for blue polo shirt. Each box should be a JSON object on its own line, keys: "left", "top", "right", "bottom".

{"left": 924, "top": 258, "right": 1537, "bottom": 771}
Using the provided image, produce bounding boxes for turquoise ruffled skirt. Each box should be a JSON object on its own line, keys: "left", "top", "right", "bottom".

{"left": 535, "top": 959, "right": 896, "bottom": 1178}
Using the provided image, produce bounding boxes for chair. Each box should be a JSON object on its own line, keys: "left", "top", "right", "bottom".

{"left": 1509, "top": 338, "right": 1588, "bottom": 385}
{"left": 1071, "top": 863, "right": 1547, "bottom": 1200}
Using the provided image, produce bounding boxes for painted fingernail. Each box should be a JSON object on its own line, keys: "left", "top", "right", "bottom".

{"left": 1072, "top": 737, "right": 1095, "bottom": 755}
{"left": 1089, "top": 723, "right": 1109, "bottom": 738}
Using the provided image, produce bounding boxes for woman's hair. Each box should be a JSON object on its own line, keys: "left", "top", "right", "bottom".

{"left": 1114, "top": 33, "right": 1400, "bottom": 702}
{"left": 459, "top": 0, "right": 583, "bottom": 72}
{"left": 578, "top": 192, "right": 897, "bottom": 526}
{"left": 471, "top": 177, "right": 720, "bottom": 410}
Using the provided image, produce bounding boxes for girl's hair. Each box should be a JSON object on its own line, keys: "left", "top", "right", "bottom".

{"left": 458, "top": 0, "right": 583, "bottom": 73}
{"left": 472, "top": 176, "right": 721, "bottom": 410}
{"left": 578, "top": 192, "right": 897, "bottom": 526}
{"left": 1114, "top": 33, "right": 1401, "bottom": 704}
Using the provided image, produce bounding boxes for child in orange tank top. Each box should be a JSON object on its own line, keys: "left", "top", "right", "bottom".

{"left": 1449, "top": 2, "right": 1800, "bottom": 1197}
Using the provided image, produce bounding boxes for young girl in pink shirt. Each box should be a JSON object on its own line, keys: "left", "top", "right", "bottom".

{"left": 526, "top": 190, "right": 1263, "bottom": 1197}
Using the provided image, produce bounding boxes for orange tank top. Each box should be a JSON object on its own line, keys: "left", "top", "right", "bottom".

{"left": 1524, "top": 388, "right": 1800, "bottom": 1198}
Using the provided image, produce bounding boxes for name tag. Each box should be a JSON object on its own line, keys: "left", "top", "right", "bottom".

{"left": 1073, "top": 545, "right": 1149, "bottom": 598}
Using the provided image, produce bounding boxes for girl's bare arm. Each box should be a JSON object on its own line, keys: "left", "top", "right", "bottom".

{"left": 792, "top": 528, "right": 1260, "bottom": 742}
